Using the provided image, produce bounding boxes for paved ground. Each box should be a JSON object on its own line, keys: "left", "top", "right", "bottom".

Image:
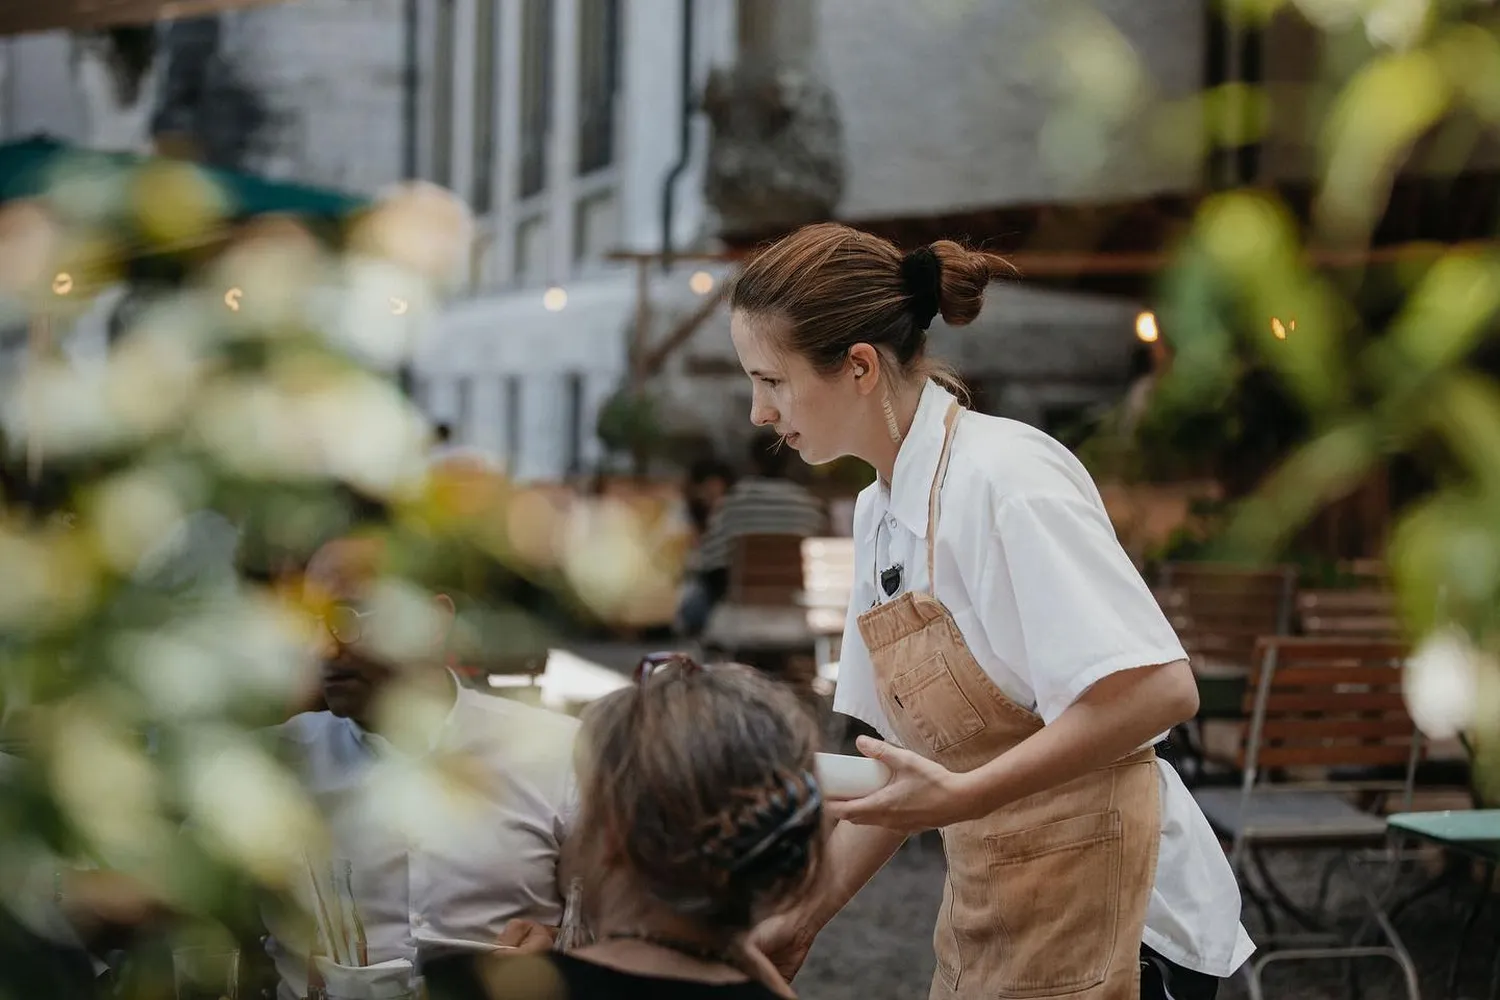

{"left": 559, "top": 642, "right": 1498, "bottom": 1000}
{"left": 796, "top": 839, "right": 1499, "bottom": 1000}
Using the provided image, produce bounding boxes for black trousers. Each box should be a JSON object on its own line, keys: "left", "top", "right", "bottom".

{"left": 1141, "top": 944, "right": 1222, "bottom": 1000}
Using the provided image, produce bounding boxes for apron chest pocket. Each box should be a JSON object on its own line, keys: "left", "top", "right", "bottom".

{"left": 887, "top": 651, "right": 985, "bottom": 752}
{"left": 982, "top": 810, "right": 1123, "bottom": 997}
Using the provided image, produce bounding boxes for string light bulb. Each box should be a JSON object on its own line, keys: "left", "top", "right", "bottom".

{"left": 689, "top": 270, "right": 715, "bottom": 295}
{"left": 543, "top": 286, "right": 568, "bottom": 312}
{"left": 1135, "top": 311, "right": 1159, "bottom": 343}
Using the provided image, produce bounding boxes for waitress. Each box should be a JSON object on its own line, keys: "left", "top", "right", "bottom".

{"left": 730, "top": 223, "right": 1253, "bottom": 1000}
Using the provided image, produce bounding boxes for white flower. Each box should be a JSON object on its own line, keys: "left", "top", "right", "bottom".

{"left": 1404, "top": 627, "right": 1483, "bottom": 740}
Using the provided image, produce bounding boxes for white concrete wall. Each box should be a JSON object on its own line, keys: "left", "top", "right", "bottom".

{"left": 821, "top": 0, "right": 1206, "bottom": 218}
{"left": 0, "top": 34, "right": 89, "bottom": 143}
{"left": 221, "top": 0, "right": 409, "bottom": 192}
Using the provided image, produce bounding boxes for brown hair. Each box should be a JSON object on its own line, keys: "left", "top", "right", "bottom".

{"left": 730, "top": 222, "right": 1013, "bottom": 396}
{"left": 574, "top": 656, "right": 825, "bottom": 933}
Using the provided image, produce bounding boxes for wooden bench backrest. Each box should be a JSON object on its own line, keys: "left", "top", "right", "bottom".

{"left": 1297, "top": 588, "right": 1400, "bottom": 639}
{"left": 1157, "top": 563, "right": 1298, "bottom": 669}
{"left": 729, "top": 534, "right": 807, "bottom": 605}
{"left": 1239, "top": 637, "right": 1419, "bottom": 772}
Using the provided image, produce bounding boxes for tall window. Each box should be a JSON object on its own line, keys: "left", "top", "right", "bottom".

{"left": 471, "top": 0, "right": 499, "bottom": 212}
{"left": 455, "top": 375, "right": 474, "bottom": 443}
{"left": 563, "top": 372, "right": 585, "bottom": 475}
{"left": 576, "top": 0, "right": 620, "bottom": 175}
{"left": 431, "top": 0, "right": 456, "bottom": 187}
{"left": 518, "top": 0, "right": 555, "bottom": 198}
{"left": 504, "top": 375, "right": 523, "bottom": 469}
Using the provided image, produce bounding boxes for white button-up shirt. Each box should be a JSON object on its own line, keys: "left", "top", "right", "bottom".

{"left": 833, "top": 380, "right": 1255, "bottom": 978}
{"left": 265, "top": 683, "right": 579, "bottom": 1000}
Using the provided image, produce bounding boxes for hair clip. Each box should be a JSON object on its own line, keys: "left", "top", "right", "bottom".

{"left": 633, "top": 651, "right": 701, "bottom": 686}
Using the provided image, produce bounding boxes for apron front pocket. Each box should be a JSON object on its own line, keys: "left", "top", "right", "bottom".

{"left": 981, "top": 810, "right": 1123, "bottom": 997}
{"left": 887, "top": 651, "right": 985, "bottom": 752}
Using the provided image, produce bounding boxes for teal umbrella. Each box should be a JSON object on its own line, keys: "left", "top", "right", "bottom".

{"left": 0, "top": 135, "right": 367, "bottom": 221}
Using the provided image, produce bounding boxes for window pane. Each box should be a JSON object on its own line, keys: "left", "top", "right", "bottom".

{"left": 432, "top": 0, "right": 456, "bottom": 187}
{"left": 472, "top": 0, "right": 499, "bottom": 212}
{"left": 576, "top": 0, "right": 619, "bottom": 175}
{"left": 519, "top": 0, "right": 554, "bottom": 198}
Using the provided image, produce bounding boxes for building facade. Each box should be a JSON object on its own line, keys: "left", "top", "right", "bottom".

{"left": 2, "top": 0, "right": 1260, "bottom": 481}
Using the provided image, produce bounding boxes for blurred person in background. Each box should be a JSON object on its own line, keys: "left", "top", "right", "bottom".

{"left": 683, "top": 456, "right": 736, "bottom": 539}
{"left": 677, "top": 433, "right": 827, "bottom": 638}
{"left": 422, "top": 654, "right": 821, "bottom": 1000}
{"left": 262, "top": 534, "right": 580, "bottom": 1000}
{"left": 731, "top": 224, "right": 1247, "bottom": 1000}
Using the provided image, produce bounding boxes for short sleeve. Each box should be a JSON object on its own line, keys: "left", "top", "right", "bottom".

{"left": 980, "top": 495, "right": 1187, "bottom": 725}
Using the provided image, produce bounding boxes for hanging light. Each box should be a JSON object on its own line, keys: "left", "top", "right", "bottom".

{"left": 689, "top": 270, "right": 715, "bottom": 295}
{"left": 1135, "top": 311, "right": 1159, "bottom": 343}
{"left": 543, "top": 286, "right": 568, "bottom": 312}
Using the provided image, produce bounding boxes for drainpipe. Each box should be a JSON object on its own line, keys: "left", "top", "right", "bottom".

{"left": 659, "top": 0, "right": 695, "bottom": 272}
{"left": 398, "top": 0, "right": 420, "bottom": 402}
{"left": 402, "top": 0, "right": 420, "bottom": 179}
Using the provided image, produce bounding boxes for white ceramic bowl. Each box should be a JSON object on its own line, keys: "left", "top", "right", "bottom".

{"left": 815, "top": 752, "right": 892, "bottom": 800}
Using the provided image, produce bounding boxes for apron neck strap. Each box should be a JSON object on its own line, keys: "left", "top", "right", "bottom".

{"left": 926, "top": 401, "right": 964, "bottom": 591}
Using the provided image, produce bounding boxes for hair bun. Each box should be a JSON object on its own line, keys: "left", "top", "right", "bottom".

{"left": 899, "top": 247, "right": 942, "bottom": 332}
{"left": 928, "top": 240, "right": 1014, "bottom": 328}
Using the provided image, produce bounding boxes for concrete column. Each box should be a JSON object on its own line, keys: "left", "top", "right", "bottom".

{"left": 493, "top": 0, "right": 524, "bottom": 284}
{"left": 702, "top": 0, "right": 843, "bottom": 237}
{"left": 449, "top": 0, "right": 478, "bottom": 203}
{"left": 548, "top": 0, "right": 581, "bottom": 282}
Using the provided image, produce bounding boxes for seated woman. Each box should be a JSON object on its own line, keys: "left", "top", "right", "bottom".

{"left": 423, "top": 654, "right": 825, "bottom": 1000}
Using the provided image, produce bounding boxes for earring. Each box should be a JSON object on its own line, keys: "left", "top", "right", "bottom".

{"left": 881, "top": 394, "right": 901, "bottom": 443}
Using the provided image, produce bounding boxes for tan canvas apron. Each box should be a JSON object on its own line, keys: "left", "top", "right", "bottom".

{"left": 856, "top": 401, "right": 1162, "bottom": 1000}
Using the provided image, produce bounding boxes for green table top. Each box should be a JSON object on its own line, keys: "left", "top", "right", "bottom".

{"left": 1388, "top": 810, "right": 1500, "bottom": 860}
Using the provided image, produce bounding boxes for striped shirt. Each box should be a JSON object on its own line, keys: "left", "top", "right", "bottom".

{"left": 697, "top": 478, "right": 829, "bottom": 572}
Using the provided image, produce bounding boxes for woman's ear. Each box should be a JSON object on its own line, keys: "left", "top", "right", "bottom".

{"left": 847, "top": 343, "right": 881, "bottom": 396}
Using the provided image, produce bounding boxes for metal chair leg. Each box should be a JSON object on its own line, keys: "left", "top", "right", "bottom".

{"left": 1315, "top": 851, "right": 1342, "bottom": 918}
{"left": 1252, "top": 845, "right": 1329, "bottom": 933}
{"left": 1448, "top": 862, "right": 1495, "bottom": 1000}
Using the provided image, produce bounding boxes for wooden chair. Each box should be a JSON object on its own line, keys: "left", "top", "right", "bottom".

{"left": 704, "top": 534, "right": 819, "bottom": 696}
{"left": 727, "top": 534, "right": 806, "bottom": 605}
{"left": 1158, "top": 562, "right": 1299, "bottom": 669}
{"left": 1156, "top": 563, "right": 1298, "bottom": 782}
{"left": 1191, "top": 637, "right": 1421, "bottom": 1000}
{"left": 1297, "top": 588, "right": 1400, "bottom": 640}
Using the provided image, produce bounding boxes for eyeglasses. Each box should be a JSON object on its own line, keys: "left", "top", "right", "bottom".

{"left": 321, "top": 603, "right": 375, "bottom": 646}
{"left": 633, "top": 651, "right": 702, "bottom": 686}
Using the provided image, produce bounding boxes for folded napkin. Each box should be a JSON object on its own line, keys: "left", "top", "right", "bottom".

{"left": 313, "top": 957, "right": 416, "bottom": 1000}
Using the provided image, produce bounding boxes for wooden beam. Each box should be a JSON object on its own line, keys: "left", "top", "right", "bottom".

{"left": 628, "top": 257, "right": 652, "bottom": 388}
{"left": 0, "top": 0, "right": 292, "bottom": 35}
{"left": 608, "top": 239, "right": 1500, "bottom": 279}
{"left": 638, "top": 281, "right": 730, "bottom": 378}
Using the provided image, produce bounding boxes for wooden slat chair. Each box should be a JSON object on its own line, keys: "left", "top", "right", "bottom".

{"left": 1156, "top": 563, "right": 1298, "bottom": 782}
{"left": 1158, "top": 562, "right": 1299, "bottom": 668}
{"left": 728, "top": 534, "right": 806, "bottom": 606}
{"left": 1297, "top": 588, "right": 1400, "bottom": 640}
{"left": 1191, "top": 637, "right": 1422, "bottom": 1000}
{"left": 702, "top": 535, "right": 821, "bottom": 693}
{"left": 1299, "top": 588, "right": 1478, "bottom": 791}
